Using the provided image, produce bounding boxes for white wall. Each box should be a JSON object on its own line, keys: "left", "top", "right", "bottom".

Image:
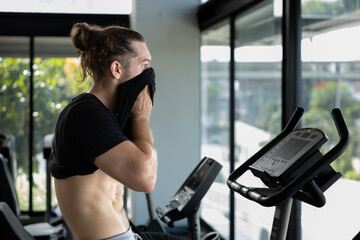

{"left": 130, "top": 0, "right": 201, "bottom": 225}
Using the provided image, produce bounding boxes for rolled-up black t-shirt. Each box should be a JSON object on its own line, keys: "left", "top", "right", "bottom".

{"left": 49, "top": 93, "right": 128, "bottom": 179}
{"left": 49, "top": 68, "right": 156, "bottom": 179}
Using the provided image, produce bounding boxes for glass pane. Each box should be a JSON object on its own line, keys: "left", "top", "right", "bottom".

{"left": 0, "top": 0, "right": 132, "bottom": 14}
{"left": 0, "top": 36, "right": 30, "bottom": 211}
{"left": 200, "top": 20, "right": 231, "bottom": 239}
{"left": 234, "top": 0, "right": 282, "bottom": 239}
{"left": 301, "top": 1, "right": 360, "bottom": 239}
{"left": 32, "top": 36, "right": 91, "bottom": 211}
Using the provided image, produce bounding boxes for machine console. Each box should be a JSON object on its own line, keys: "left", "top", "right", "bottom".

{"left": 156, "top": 157, "right": 222, "bottom": 227}
{"left": 250, "top": 128, "right": 327, "bottom": 182}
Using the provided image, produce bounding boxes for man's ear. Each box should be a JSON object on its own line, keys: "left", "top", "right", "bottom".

{"left": 109, "top": 60, "right": 122, "bottom": 79}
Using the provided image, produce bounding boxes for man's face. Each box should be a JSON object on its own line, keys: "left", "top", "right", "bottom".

{"left": 123, "top": 41, "right": 151, "bottom": 81}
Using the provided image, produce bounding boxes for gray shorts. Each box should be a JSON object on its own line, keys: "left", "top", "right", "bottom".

{"left": 102, "top": 228, "right": 142, "bottom": 240}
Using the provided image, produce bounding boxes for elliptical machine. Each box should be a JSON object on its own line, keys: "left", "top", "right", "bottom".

{"left": 227, "top": 108, "right": 350, "bottom": 240}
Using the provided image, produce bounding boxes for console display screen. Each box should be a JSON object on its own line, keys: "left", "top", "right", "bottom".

{"left": 185, "top": 161, "right": 212, "bottom": 191}
{"left": 273, "top": 138, "right": 310, "bottom": 160}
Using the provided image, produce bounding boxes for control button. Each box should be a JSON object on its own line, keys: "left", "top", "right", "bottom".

{"left": 301, "top": 133, "right": 311, "bottom": 138}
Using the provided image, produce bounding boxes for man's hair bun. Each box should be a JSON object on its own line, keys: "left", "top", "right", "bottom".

{"left": 70, "top": 22, "right": 99, "bottom": 53}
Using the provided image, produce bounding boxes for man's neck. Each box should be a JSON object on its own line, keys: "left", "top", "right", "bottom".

{"left": 88, "top": 80, "right": 118, "bottom": 112}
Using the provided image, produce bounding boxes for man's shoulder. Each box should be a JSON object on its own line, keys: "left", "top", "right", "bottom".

{"left": 70, "top": 93, "right": 103, "bottom": 109}
{"left": 61, "top": 93, "right": 107, "bottom": 118}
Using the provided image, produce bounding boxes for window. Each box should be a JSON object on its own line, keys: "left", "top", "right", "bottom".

{"left": 32, "top": 37, "right": 91, "bottom": 211}
{"left": 301, "top": 0, "right": 360, "bottom": 239}
{"left": 0, "top": 36, "right": 91, "bottom": 212}
{"left": 199, "top": 0, "right": 360, "bottom": 239}
{"left": 234, "top": 0, "right": 282, "bottom": 239}
{"left": 200, "top": 20, "right": 231, "bottom": 239}
{"left": 0, "top": 37, "right": 30, "bottom": 211}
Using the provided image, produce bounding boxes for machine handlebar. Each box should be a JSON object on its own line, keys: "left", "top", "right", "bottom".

{"left": 227, "top": 108, "right": 350, "bottom": 207}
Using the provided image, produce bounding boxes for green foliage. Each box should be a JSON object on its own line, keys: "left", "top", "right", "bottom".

{"left": 207, "top": 78, "right": 226, "bottom": 116}
{"left": 32, "top": 58, "right": 90, "bottom": 161}
{"left": 260, "top": 80, "right": 360, "bottom": 181}
{"left": 344, "top": 170, "right": 360, "bottom": 181}
{"left": 261, "top": 100, "right": 282, "bottom": 135}
{"left": 302, "top": 0, "right": 351, "bottom": 17}
{"left": 0, "top": 58, "right": 30, "bottom": 169}
{"left": 302, "top": 81, "right": 360, "bottom": 180}
{"left": 1, "top": 57, "right": 90, "bottom": 170}
{"left": 1, "top": 57, "right": 91, "bottom": 210}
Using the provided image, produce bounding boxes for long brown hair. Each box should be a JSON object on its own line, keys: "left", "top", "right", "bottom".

{"left": 70, "top": 22, "right": 145, "bottom": 82}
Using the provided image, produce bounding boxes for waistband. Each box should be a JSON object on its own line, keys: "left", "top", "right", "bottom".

{"left": 102, "top": 228, "right": 142, "bottom": 240}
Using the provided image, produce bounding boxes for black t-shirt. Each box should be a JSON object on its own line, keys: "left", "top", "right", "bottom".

{"left": 49, "top": 93, "right": 128, "bottom": 179}
{"left": 49, "top": 67, "right": 156, "bottom": 179}
{"left": 116, "top": 67, "right": 156, "bottom": 137}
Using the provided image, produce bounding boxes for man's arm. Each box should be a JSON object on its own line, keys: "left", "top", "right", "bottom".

{"left": 94, "top": 86, "right": 157, "bottom": 192}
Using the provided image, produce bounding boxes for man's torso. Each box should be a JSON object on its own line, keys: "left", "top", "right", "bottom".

{"left": 54, "top": 169, "right": 130, "bottom": 240}
{"left": 50, "top": 93, "right": 130, "bottom": 239}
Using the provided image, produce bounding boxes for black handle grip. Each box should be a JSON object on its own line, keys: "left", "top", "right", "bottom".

{"left": 162, "top": 215, "right": 174, "bottom": 228}
{"left": 329, "top": 108, "right": 350, "bottom": 159}
{"left": 156, "top": 207, "right": 174, "bottom": 227}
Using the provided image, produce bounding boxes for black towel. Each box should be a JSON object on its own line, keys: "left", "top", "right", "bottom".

{"left": 116, "top": 67, "right": 156, "bottom": 138}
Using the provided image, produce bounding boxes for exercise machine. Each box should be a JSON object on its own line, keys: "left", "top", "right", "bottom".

{"left": 0, "top": 133, "right": 17, "bottom": 181}
{"left": 156, "top": 157, "right": 223, "bottom": 240}
{"left": 43, "top": 133, "right": 55, "bottom": 222}
{"left": 227, "top": 108, "right": 349, "bottom": 240}
{"left": 0, "top": 153, "right": 66, "bottom": 239}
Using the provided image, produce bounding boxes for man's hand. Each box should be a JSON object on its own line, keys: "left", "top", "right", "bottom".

{"left": 95, "top": 83, "right": 157, "bottom": 192}
{"left": 131, "top": 85, "right": 152, "bottom": 119}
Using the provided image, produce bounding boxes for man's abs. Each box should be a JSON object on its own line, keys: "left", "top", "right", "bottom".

{"left": 54, "top": 170, "right": 130, "bottom": 240}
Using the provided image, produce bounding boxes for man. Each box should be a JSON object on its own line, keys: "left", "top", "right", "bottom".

{"left": 50, "top": 23, "right": 183, "bottom": 240}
